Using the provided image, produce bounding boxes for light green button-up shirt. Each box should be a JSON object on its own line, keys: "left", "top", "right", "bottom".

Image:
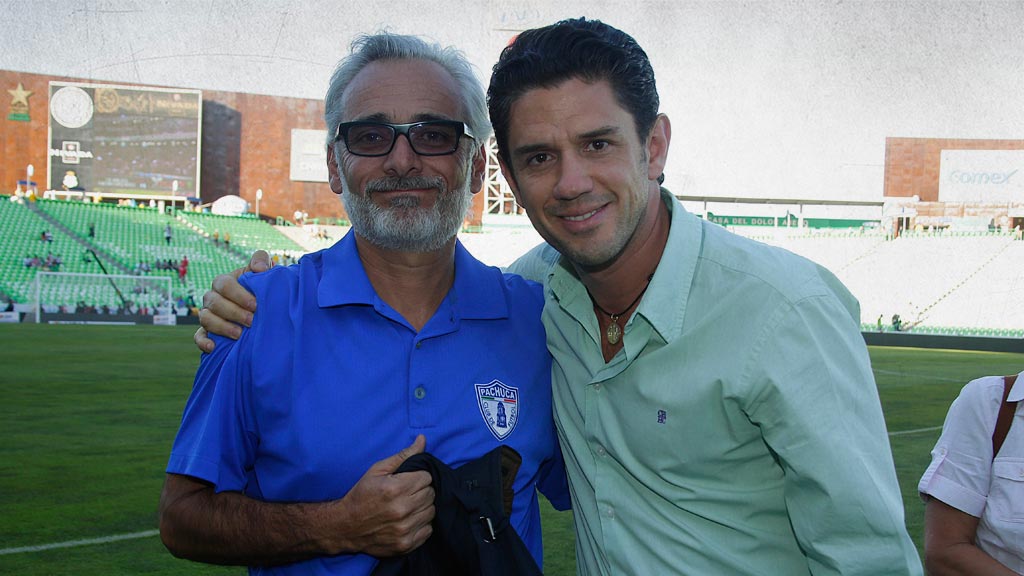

{"left": 508, "top": 190, "right": 921, "bottom": 575}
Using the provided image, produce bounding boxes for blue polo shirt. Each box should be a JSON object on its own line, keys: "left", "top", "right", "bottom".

{"left": 167, "top": 230, "right": 569, "bottom": 575}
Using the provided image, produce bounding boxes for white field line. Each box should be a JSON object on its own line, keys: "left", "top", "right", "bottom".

{"left": 872, "top": 368, "right": 965, "bottom": 384}
{"left": 0, "top": 529, "right": 158, "bottom": 556}
{"left": 889, "top": 425, "right": 944, "bottom": 437}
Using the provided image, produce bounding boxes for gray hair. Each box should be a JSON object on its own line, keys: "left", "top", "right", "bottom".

{"left": 324, "top": 32, "right": 491, "bottom": 147}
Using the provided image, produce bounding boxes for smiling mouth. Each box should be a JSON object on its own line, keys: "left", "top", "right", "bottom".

{"left": 562, "top": 208, "right": 600, "bottom": 222}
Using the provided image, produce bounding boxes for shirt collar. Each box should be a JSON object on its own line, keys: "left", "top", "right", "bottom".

{"left": 634, "top": 189, "right": 702, "bottom": 344}
{"left": 317, "top": 229, "right": 508, "bottom": 320}
{"left": 545, "top": 188, "right": 701, "bottom": 344}
{"left": 1008, "top": 370, "right": 1024, "bottom": 402}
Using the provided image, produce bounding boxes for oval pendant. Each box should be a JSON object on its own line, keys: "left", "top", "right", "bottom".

{"left": 606, "top": 321, "right": 622, "bottom": 345}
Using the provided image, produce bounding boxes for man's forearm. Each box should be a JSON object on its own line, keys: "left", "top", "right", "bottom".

{"left": 158, "top": 474, "right": 343, "bottom": 566}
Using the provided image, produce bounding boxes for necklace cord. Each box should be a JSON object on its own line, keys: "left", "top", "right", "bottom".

{"left": 588, "top": 273, "right": 655, "bottom": 320}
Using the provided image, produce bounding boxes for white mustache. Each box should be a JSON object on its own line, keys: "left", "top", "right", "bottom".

{"left": 365, "top": 176, "right": 445, "bottom": 194}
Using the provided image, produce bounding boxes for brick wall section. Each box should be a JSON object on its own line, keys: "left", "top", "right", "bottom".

{"left": 884, "top": 137, "right": 1024, "bottom": 201}
{"left": 0, "top": 70, "right": 485, "bottom": 227}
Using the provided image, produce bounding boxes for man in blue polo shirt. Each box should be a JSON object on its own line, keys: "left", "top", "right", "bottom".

{"left": 159, "top": 33, "right": 568, "bottom": 575}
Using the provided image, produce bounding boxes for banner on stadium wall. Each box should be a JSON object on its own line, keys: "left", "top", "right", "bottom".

{"left": 707, "top": 212, "right": 799, "bottom": 227}
{"left": 939, "top": 150, "right": 1024, "bottom": 203}
{"left": 707, "top": 212, "right": 878, "bottom": 229}
{"left": 48, "top": 81, "right": 203, "bottom": 198}
{"left": 0, "top": 312, "right": 19, "bottom": 323}
{"left": 289, "top": 129, "right": 329, "bottom": 182}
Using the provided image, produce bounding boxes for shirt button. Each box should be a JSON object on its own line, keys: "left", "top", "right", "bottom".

{"left": 414, "top": 386, "right": 426, "bottom": 400}
{"left": 604, "top": 506, "right": 615, "bottom": 519}
{"left": 415, "top": 341, "right": 422, "bottom": 349}
{"left": 596, "top": 445, "right": 607, "bottom": 457}
{"left": 593, "top": 383, "right": 602, "bottom": 391}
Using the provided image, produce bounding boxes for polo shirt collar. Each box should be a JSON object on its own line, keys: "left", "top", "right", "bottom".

{"left": 545, "top": 188, "right": 700, "bottom": 345}
{"left": 317, "top": 229, "right": 508, "bottom": 321}
{"left": 1009, "top": 370, "right": 1024, "bottom": 402}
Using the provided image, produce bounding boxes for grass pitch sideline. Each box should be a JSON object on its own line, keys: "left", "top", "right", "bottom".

{"left": 1, "top": 323, "right": 1021, "bottom": 574}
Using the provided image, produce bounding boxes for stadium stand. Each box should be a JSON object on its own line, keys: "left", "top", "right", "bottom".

{"left": 0, "top": 196, "right": 97, "bottom": 304}
{"left": 727, "top": 224, "right": 1024, "bottom": 336}
{"left": 176, "top": 211, "right": 306, "bottom": 255}
{"left": 3, "top": 196, "right": 1022, "bottom": 336}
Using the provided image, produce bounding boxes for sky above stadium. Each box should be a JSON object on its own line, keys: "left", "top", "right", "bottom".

{"left": 2, "top": 0, "right": 1021, "bottom": 204}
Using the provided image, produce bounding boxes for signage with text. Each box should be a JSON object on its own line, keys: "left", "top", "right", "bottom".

{"left": 939, "top": 149, "right": 1023, "bottom": 203}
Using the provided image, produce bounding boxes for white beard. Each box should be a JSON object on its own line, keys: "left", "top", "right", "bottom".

{"left": 341, "top": 159, "right": 473, "bottom": 253}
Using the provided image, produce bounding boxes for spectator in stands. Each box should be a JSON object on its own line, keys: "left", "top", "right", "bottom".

{"left": 193, "top": 20, "right": 918, "bottom": 575}
{"left": 88, "top": 222, "right": 95, "bottom": 238}
{"left": 159, "top": 32, "right": 568, "bottom": 574}
{"left": 892, "top": 313, "right": 903, "bottom": 332}
{"left": 223, "top": 232, "right": 230, "bottom": 247}
{"left": 920, "top": 369, "right": 1024, "bottom": 574}
{"left": 164, "top": 224, "right": 173, "bottom": 245}
{"left": 212, "top": 230, "right": 220, "bottom": 246}
{"left": 177, "top": 256, "right": 189, "bottom": 284}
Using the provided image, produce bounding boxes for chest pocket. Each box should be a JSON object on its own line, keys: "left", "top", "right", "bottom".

{"left": 988, "top": 458, "right": 1024, "bottom": 523}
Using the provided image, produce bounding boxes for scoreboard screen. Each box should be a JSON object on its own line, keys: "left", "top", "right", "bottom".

{"left": 48, "top": 81, "right": 202, "bottom": 198}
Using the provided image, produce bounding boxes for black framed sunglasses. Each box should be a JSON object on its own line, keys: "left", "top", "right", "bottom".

{"left": 334, "top": 120, "right": 475, "bottom": 157}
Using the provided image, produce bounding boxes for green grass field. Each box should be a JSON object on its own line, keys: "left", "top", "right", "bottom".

{"left": 0, "top": 324, "right": 1021, "bottom": 575}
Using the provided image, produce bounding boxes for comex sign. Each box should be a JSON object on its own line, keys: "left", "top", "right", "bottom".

{"left": 939, "top": 150, "right": 1024, "bottom": 202}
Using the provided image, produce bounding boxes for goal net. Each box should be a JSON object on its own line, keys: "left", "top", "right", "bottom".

{"left": 32, "top": 271, "right": 173, "bottom": 323}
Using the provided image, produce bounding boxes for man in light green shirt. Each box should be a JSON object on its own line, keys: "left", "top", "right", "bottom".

{"left": 198, "top": 17, "right": 922, "bottom": 576}
{"left": 488, "top": 18, "right": 921, "bottom": 575}
{"left": 505, "top": 189, "right": 918, "bottom": 574}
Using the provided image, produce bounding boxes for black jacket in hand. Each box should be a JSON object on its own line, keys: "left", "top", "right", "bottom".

{"left": 371, "top": 445, "right": 543, "bottom": 576}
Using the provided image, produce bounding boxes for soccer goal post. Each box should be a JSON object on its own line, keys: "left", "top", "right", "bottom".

{"left": 33, "top": 271, "right": 173, "bottom": 324}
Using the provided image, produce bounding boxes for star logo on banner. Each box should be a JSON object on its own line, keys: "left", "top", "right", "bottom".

{"left": 8, "top": 83, "right": 32, "bottom": 106}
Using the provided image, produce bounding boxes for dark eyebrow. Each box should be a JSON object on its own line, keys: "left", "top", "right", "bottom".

{"left": 511, "top": 143, "right": 549, "bottom": 159}
{"left": 578, "top": 126, "right": 621, "bottom": 141}
{"left": 511, "top": 125, "right": 623, "bottom": 159}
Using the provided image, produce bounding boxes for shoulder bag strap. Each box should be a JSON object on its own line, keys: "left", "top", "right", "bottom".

{"left": 993, "top": 374, "right": 1019, "bottom": 458}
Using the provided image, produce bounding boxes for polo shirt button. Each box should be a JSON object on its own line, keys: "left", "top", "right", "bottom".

{"left": 593, "top": 383, "right": 602, "bottom": 391}
{"left": 415, "top": 341, "right": 422, "bottom": 349}
{"left": 596, "top": 445, "right": 607, "bottom": 457}
{"left": 414, "top": 386, "right": 426, "bottom": 400}
{"left": 604, "top": 506, "right": 615, "bottom": 519}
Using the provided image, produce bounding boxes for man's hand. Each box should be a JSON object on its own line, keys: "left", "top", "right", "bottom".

{"left": 194, "top": 250, "right": 273, "bottom": 353}
{"left": 330, "top": 435, "right": 436, "bottom": 557}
